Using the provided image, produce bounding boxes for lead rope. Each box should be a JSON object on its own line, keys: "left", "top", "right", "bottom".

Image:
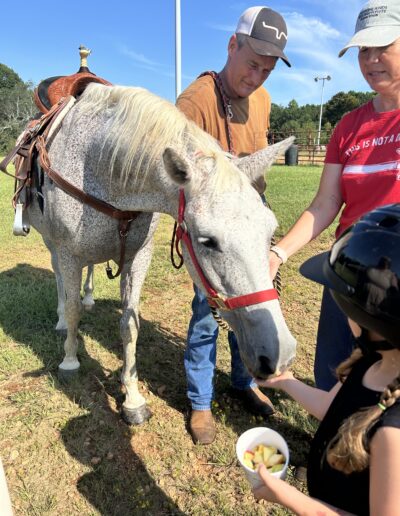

{"left": 198, "top": 71, "right": 235, "bottom": 155}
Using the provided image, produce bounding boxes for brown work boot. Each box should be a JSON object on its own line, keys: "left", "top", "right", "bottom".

{"left": 189, "top": 409, "right": 216, "bottom": 445}
{"left": 230, "top": 387, "right": 274, "bottom": 417}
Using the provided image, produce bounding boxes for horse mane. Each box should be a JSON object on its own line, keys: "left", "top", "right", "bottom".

{"left": 77, "top": 83, "right": 245, "bottom": 193}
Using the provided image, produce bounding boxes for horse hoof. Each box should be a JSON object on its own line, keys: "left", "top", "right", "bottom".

{"left": 122, "top": 405, "right": 152, "bottom": 425}
{"left": 58, "top": 367, "right": 80, "bottom": 383}
{"left": 82, "top": 299, "right": 95, "bottom": 312}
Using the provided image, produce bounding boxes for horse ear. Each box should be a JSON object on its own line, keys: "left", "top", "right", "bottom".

{"left": 235, "top": 136, "right": 295, "bottom": 186}
{"left": 163, "top": 148, "right": 192, "bottom": 185}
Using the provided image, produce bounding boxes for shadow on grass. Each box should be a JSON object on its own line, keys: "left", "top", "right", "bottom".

{"left": 0, "top": 263, "right": 313, "bottom": 510}
{"left": 0, "top": 264, "right": 187, "bottom": 515}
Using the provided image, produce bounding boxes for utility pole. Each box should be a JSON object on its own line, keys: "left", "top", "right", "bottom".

{"left": 314, "top": 75, "right": 331, "bottom": 147}
{"left": 175, "top": 0, "right": 182, "bottom": 99}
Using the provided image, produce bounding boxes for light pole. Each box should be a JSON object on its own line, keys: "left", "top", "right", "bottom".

{"left": 175, "top": 0, "right": 182, "bottom": 99}
{"left": 314, "top": 75, "right": 331, "bottom": 147}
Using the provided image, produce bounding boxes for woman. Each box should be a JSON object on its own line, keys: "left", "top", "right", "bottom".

{"left": 256, "top": 204, "right": 400, "bottom": 515}
{"left": 270, "top": 0, "right": 400, "bottom": 390}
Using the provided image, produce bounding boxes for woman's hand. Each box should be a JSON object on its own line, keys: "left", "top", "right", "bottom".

{"left": 269, "top": 252, "right": 282, "bottom": 281}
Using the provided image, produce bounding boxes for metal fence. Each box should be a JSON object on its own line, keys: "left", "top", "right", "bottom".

{"left": 270, "top": 129, "right": 333, "bottom": 165}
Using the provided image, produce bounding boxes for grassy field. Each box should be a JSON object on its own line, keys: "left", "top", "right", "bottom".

{"left": 0, "top": 164, "right": 335, "bottom": 515}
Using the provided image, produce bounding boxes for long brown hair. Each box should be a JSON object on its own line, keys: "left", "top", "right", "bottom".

{"left": 326, "top": 348, "right": 400, "bottom": 473}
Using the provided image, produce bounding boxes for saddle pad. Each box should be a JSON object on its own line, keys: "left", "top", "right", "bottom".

{"left": 47, "top": 96, "right": 77, "bottom": 141}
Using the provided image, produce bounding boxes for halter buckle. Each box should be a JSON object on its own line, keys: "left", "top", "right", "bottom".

{"left": 208, "top": 294, "right": 229, "bottom": 311}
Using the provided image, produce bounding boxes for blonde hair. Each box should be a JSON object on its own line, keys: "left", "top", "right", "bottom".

{"left": 77, "top": 83, "right": 243, "bottom": 193}
{"left": 326, "top": 348, "right": 400, "bottom": 473}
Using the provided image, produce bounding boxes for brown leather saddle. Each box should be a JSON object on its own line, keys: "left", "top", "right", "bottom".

{"left": 34, "top": 71, "right": 111, "bottom": 113}
{"left": 2, "top": 68, "right": 112, "bottom": 205}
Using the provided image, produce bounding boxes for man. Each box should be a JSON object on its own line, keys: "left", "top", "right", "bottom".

{"left": 177, "top": 6, "right": 291, "bottom": 445}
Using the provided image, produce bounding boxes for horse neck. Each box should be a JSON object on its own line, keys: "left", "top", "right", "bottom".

{"left": 54, "top": 103, "right": 190, "bottom": 220}
{"left": 103, "top": 160, "right": 182, "bottom": 219}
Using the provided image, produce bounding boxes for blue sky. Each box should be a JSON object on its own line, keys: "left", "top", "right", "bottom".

{"left": 2, "top": 0, "right": 369, "bottom": 107}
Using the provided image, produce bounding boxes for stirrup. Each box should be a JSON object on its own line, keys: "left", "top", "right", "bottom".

{"left": 13, "top": 203, "right": 30, "bottom": 236}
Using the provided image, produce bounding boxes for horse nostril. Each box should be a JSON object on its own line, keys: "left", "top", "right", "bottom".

{"left": 259, "top": 355, "right": 274, "bottom": 376}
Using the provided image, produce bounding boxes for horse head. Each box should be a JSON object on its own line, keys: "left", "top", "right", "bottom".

{"left": 163, "top": 137, "right": 296, "bottom": 379}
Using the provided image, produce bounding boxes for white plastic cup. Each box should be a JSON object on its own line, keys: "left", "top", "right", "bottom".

{"left": 236, "top": 427, "right": 290, "bottom": 489}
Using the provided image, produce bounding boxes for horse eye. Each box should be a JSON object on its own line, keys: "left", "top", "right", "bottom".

{"left": 198, "top": 236, "right": 219, "bottom": 250}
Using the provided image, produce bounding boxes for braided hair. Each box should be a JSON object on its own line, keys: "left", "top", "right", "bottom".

{"left": 326, "top": 348, "right": 400, "bottom": 474}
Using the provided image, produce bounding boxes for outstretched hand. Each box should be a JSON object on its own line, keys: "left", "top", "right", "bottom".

{"left": 256, "top": 369, "right": 294, "bottom": 389}
{"left": 252, "top": 464, "right": 285, "bottom": 504}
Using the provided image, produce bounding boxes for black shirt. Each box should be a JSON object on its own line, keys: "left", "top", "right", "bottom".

{"left": 307, "top": 352, "right": 400, "bottom": 515}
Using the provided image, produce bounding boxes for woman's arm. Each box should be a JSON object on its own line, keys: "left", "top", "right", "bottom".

{"left": 270, "top": 162, "right": 343, "bottom": 278}
{"left": 369, "top": 426, "right": 400, "bottom": 516}
{"left": 257, "top": 371, "right": 341, "bottom": 420}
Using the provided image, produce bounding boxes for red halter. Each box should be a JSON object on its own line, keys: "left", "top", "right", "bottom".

{"left": 172, "top": 189, "right": 279, "bottom": 310}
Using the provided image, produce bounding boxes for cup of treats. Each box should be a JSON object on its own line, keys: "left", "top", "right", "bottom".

{"left": 236, "top": 427, "right": 290, "bottom": 488}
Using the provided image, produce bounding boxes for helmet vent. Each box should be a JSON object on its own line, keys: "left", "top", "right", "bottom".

{"left": 379, "top": 216, "right": 398, "bottom": 228}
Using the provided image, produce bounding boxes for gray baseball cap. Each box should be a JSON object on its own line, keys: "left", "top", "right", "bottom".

{"left": 236, "top": 6, "right": 291, "bottom": 67}
{"left": 339, "top": 0, "right": 400, "bottom": 57}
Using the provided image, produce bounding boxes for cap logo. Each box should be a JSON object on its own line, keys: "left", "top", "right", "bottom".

{"left": 358, "top": 5, "right": 388, "bottom": 24}
{"left": 262, "top": 22, "right": 288, "bottom": 41}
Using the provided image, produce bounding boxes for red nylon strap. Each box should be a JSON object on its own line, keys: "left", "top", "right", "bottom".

{"left": 207, "top": 289, "right": 279, "bottom": 310}
{"left": 176, "top": 190, "right": 278, "bottom": 310}
{"left": 178, "top": 228, "right": 219, "bottom": 298}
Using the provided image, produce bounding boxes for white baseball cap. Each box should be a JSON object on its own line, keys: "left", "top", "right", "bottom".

{"left": 339, "top": 0, "right": 400, "bottom": 57}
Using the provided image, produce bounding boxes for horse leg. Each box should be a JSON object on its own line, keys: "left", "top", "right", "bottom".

{"left": 57, "top": 253, "right": 83, "bottom": 372}
{"left": 82, "top": 265, "right": 95, "bottom": 311}
{"left": 120, "top": 241, "right": 154, "bottom": 425}
{"left": 43, "top": 238, "right": 67, "bottom": 332}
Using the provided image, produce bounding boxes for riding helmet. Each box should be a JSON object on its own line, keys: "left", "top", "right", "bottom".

{"left": 300, "top": 204, "right": 400, "bottom": 347}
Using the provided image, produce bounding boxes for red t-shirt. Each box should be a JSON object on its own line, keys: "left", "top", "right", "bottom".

{"left": 325, "top": 100, "right": 400, "bottom": 236}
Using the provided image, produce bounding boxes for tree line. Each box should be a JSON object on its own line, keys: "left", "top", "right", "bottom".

{"left": 0, "top": 62, "right": 375, "bottom": 154}
{"left": 270, "top": 91, "right": 375, "bottom": 145}
{"left": 0, "top": 63, "right": 36, "bottom": 154}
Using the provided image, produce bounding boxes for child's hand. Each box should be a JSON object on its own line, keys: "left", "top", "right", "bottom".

{"left": 256, "top": 369, "right": 294, "bottom": 389}
{"left": 252, "top": 464, "right": 285, "bottom": 504}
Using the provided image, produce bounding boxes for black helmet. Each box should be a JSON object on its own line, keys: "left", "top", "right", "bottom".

{"left": 300, "top": 204, "right": 400, "bottom": 347}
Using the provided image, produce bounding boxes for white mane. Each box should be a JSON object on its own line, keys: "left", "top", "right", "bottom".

{"left": 78, "top": 83, "right": 245, "bottom": 192}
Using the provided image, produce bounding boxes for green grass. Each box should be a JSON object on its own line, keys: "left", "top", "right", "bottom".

{"left": 0, "top": 163, "right": 336, "bottom": 515}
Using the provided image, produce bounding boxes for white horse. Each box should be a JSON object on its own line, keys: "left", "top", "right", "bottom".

{"left": 24, "top": 83, "right": 296, "bottom": 424}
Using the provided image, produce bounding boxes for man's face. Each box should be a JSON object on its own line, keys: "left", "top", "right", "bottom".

{"left": 226, "top": 35, "right": 278, "bottom": 98}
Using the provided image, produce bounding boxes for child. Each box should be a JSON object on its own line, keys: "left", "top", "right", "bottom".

{"left": 255, "top": 204, "right": 400, "bottom": 515}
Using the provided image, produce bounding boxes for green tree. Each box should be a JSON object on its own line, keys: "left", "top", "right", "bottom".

{"left": 323, "top": 90, "right": 375, "bottom": 126}
{"left": 270, "top": 90, "right": 375, "bottom": 143}
{"left": 0, "top": 63, "right": 36, "bottom": 153}
{"left": 0, "top": 63, "right": 22, "bottom": 90}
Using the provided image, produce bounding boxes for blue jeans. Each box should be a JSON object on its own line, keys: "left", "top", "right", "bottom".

{"left": 314, "top": 287, "right": 355, "bottom": 391}
{"left": 185, "top": 284, "right": 256, "bottom": 410}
